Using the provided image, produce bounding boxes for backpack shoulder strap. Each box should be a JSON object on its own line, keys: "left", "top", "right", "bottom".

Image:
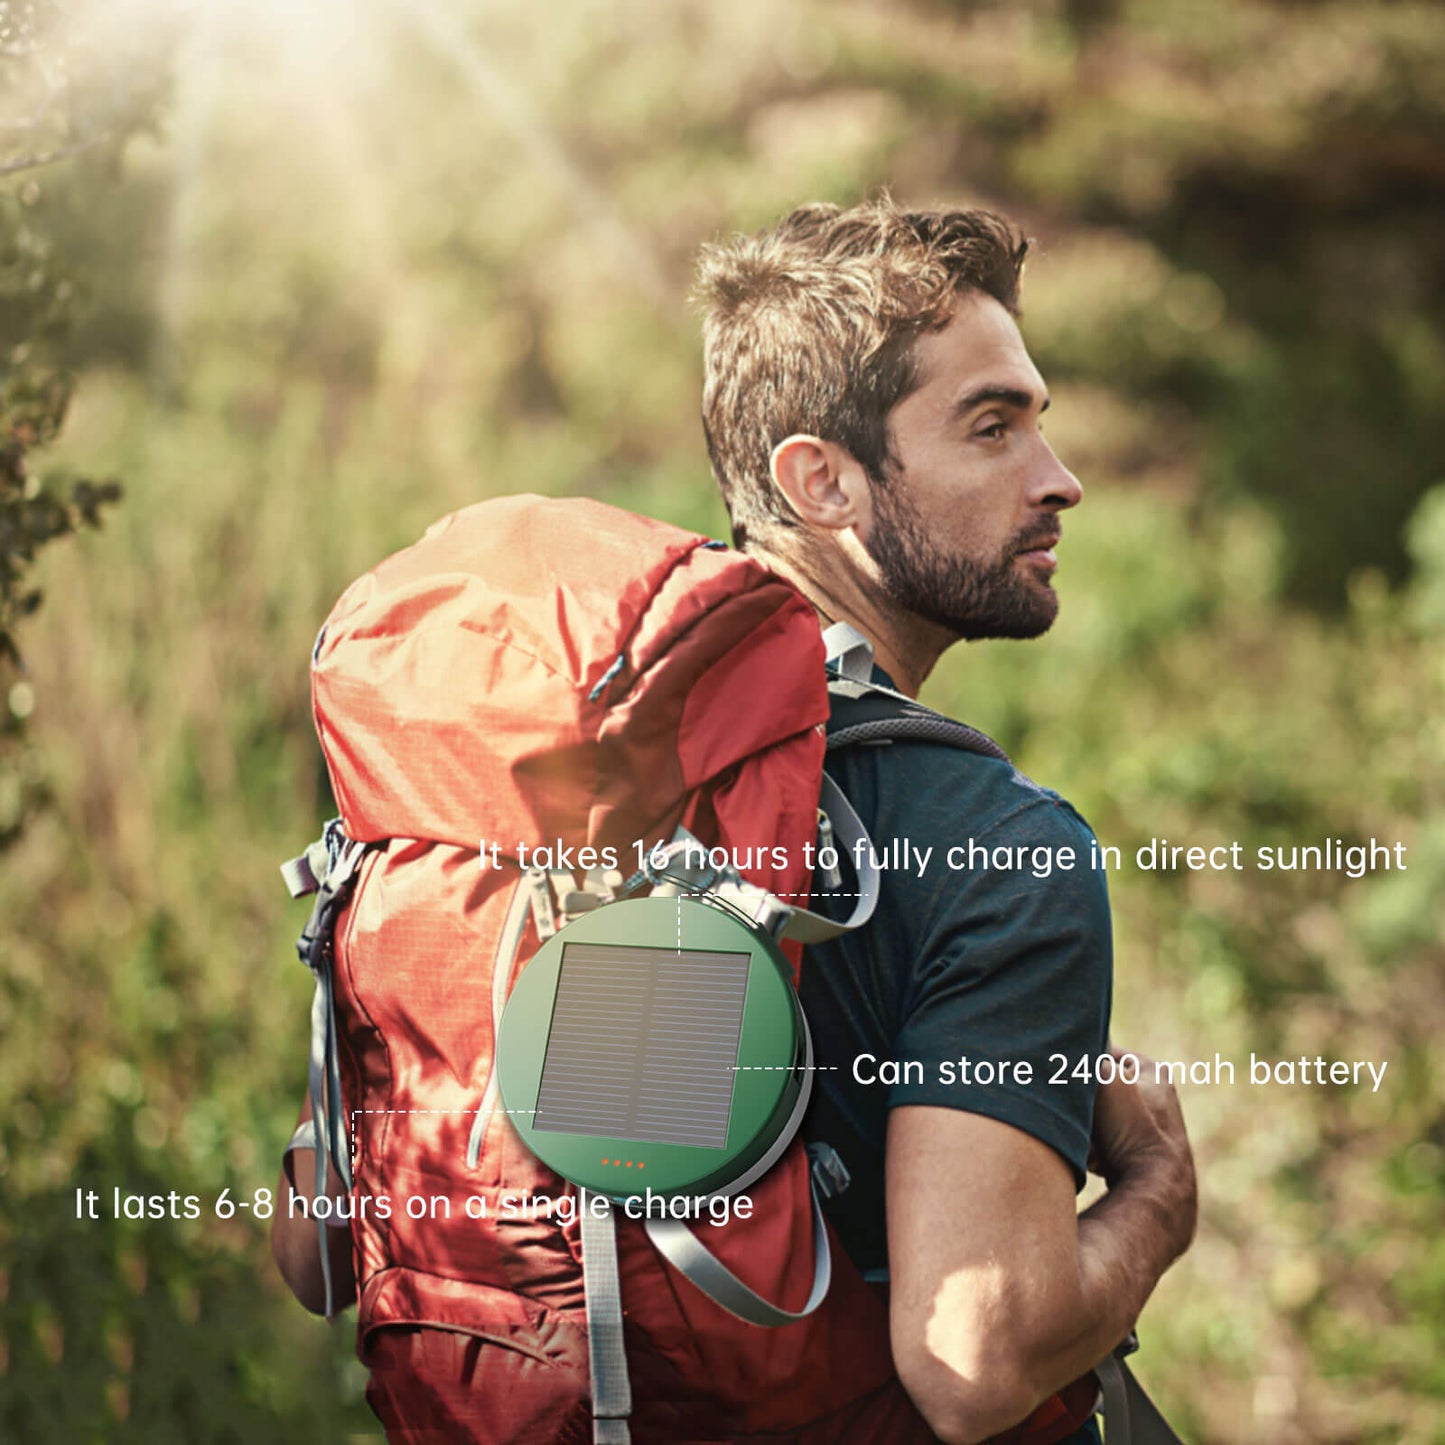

{"left": 821, "top": 621, "right": 1011, "bottom": 764}
{"left": 281, "top": 825, "right": 371, "bottom": 1318}
{"left": 1095, "top": 1343, "right": 1188, "bottom": 1445}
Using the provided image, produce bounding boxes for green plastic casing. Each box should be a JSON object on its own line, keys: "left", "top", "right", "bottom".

{"left": 495, "top": 895, "right": 806, "bottom": 1201}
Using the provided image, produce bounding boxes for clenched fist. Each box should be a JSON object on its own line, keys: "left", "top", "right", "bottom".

{"left": 1090, "top": 1044, "right": 1197, "bottom": 1262}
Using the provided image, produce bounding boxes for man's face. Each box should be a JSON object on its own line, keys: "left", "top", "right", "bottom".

{"left": 860, "top": 290, "right": 1082, "bottom": 641}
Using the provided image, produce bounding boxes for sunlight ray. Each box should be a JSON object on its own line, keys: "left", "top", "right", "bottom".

{"left": 392, "top": 0, "right": 671, "bottom": 309}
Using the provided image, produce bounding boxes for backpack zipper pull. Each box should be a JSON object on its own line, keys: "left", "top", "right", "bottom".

{"left": 816, "top": 810, "right": 843, "bottom": 890}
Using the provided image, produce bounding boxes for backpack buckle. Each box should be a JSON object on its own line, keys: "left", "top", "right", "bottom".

{"left": 807, "top": 1140, "right": 851, "bottom": 1200}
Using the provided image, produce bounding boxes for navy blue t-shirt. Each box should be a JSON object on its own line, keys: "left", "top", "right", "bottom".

{"left": 801, "top": 694, "right": 1113, "bottom": 1278}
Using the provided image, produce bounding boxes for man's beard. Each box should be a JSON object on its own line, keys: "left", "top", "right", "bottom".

{"left": 865, "top": 480, "right": 1059, "bottom": 641}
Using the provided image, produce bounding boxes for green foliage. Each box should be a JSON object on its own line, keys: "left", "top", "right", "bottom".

{"left": 0, "top": 0, "right": 174, "bottom": 844}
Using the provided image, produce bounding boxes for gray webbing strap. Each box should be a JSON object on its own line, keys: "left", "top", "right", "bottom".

{"left": 280, "top": 840, "right": 328, "bottom": 899}
{"left": 638, "top": 780, "right": 879, "bottom": 947}
{"left": 1097, "top": 1354, "right": 1129, "bottom": 1444}
{"left": 638, "top": 1006, "right": 826, "bottom": 1324}
{"left": 776, "top": 771, "right": 879, "bottom": 944}
{"left": 309, "top": 986, "right": 338, "bottom": 1318}
{"left": 293, "top": 835, "right": 367, "bottom": 1318}
{"left": 821, "top": 621, "right": 874, "bottom": 683}
{"left": 643, "top": 1182, "right": 833, "bottom": 1327}
{"left": 287, "top": 1119, "right": 318, "bottom": 1153}
{"left": 466, "top": 872, "right": 539, "bottom": 1168}
{"left": 579, "top": 1191, "right": 632, "bottom": 1444}
{"left": 308, "top": 956, "right": 347, "bottom": 1313}
{"left": 309, "top": 966, "right": 351, "bottom": 1187}
{"left": 1096, "top": 1351, "right": 1186, "bottom": 1444}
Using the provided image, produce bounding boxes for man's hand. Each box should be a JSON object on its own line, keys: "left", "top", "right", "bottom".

{"left": 1089, "top": 1044, "right": 1196, "bottom": 1262}
{"left": 271, "top": 1098, "right": 358, "bottom": 1316}
{"left": 1090, "top": 1045, "right": 1192, "bottom": 1184}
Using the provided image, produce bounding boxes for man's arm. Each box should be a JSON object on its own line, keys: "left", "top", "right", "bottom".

{"left": 270, "top": 1096, "right": 358, "bottom": 1316}
{"left": 887, "top": 1047, "right": 1196, "bottom": 1445}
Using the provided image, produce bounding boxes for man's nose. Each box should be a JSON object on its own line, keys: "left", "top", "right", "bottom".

{"left": 1031, "top": 441, "right": 1083, "bottom": 511}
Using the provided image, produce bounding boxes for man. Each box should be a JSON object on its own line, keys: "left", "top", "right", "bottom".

{"left": 693, "top": 198, "right": 1197, "bottom": 1443}
{"left": 275, "top": 196, "right": 1195, "bottom": 1445}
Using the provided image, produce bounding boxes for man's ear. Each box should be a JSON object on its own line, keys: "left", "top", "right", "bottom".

{"left": 769, "top": 434, "right": 871, "bottom": 533}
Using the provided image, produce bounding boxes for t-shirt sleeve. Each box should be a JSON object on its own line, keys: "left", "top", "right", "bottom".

{"left": 887, "top": 791, "right": 1113, "bottom": 1187}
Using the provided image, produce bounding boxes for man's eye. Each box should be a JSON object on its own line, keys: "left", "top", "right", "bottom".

{"left": 975, "top": 421, "right": 1007, "bottom": 441}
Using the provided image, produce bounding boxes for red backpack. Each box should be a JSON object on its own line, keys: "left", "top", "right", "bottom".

{"left": 283, "top": 494, "right": 1109, "bottom": 1444}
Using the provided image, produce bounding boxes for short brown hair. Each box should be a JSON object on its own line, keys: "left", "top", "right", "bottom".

{"left": 694, "top": 197, "right": 1029, "bottom": 548}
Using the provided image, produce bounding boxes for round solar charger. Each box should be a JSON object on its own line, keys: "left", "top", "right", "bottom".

{"left": 495, "top": 894, "right": 811, "bottom": 1200}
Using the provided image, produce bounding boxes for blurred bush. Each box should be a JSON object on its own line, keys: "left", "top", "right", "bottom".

{"left": 0, "top": 0, "right": 179, "bottom": 845}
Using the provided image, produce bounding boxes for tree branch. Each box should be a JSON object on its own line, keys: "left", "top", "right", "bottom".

{"left": 0, "top": 133, "right": 106, "bottom": 178}
{"left": 0, "top": 89, "right": 64, "bottom": 134}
